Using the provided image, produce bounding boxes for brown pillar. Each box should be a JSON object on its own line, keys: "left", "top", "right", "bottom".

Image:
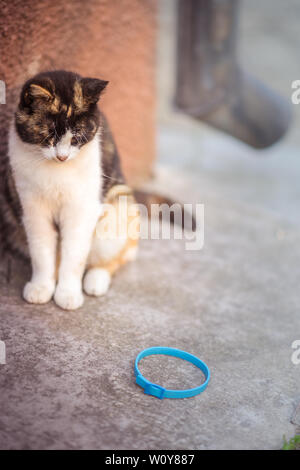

{"left": 0, "top": 0, "right": 157, "bottom": 184}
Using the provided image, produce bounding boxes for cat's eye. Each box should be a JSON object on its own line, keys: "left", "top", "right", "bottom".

{"left": 71, "top": 136, "right": 78, "bottom": 146}
{"left": 90, "top": 121, "right": 97, "bottom": 133}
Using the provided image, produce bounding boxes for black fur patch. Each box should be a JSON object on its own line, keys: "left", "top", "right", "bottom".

{"left": 15, "top": 70, "right": 108, "bottom": 148}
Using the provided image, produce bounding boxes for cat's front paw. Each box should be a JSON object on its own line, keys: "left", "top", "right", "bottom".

{"left": 23, "top": 280, "right": 55, "bottom": 304}
{"left": 54, "top": 283, "right": 84, "bottom": 310}
{"left": 83, "top": 268, "right": 111, "bottom": 296}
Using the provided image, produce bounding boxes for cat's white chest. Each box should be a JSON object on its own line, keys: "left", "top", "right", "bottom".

{"left": 9, "top": 127, "right": 102, "bottom": 216}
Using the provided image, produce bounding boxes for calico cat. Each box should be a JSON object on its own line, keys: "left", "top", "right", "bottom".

{"left": 8, "top": 70, "right": 139, "bottom": 310}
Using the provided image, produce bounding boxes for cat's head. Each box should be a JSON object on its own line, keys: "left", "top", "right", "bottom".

{"left": 15, "top": 70, "right": 108, "bottom": 162}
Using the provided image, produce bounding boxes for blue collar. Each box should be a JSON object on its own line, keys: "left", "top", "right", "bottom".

{"left": 134, "top": 347, "right": 210, "bottom": 399}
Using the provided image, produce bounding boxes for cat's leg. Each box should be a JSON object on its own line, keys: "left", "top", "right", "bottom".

{"left": 54, "top": 203, "right": 100, "bottom": 310}
{"left": 22, "top": 199, "right": 58, "bottom": 304}
{"left": 83, "top": 267, "right": 111, "bottom": 297}
{"left": 84, "top": 185, "right": 139, "bottom": 297}
{"left": 83, "top": 239, "right": 138, "bottom": 296}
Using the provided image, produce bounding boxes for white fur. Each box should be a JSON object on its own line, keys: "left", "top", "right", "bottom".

{"left": 42, "top": 130, "right": 79, "bottom": 162}
{"left": 88, "top": 231, "right": 127, "bottom": 265}
{"left": 9, "top": 125, "right": 102, "bottom": 310}
{"left": 83, "top": 268, "right": 111, "bottom": 296}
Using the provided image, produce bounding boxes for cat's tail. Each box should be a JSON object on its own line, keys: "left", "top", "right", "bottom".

{"left": 133, "top": 190, "right": 196, "bottom": 232}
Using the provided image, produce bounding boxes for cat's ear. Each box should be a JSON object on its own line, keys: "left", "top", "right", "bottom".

{"left": 23, "top": 80, "right": 54, "bottom": 106}
{"left": 28, "top": 84, "right": 53, "bottom": 100}
{"left": 81, "top": 78, "right": 109, "bottom": 105}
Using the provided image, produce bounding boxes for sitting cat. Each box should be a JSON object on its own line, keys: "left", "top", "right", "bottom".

{"left": 8, "top": 70, "right": 139, "bottom": 310}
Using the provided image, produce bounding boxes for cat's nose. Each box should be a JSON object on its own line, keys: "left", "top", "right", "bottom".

{"left": 57, "top": 155, "right": 68, "bottom": 162}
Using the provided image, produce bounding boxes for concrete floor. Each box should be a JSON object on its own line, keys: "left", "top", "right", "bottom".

{"left": 0, "top": 167, "right": 299, "bottom": 450}
{"left": 154, "top": 0, "right": 300, "bottom": 449}
{"left": 0, "top": 0, "right": 300, "bottom": 450}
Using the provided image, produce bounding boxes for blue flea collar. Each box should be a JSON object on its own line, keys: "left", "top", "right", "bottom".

{"left": 134, "top": 347, "right": 210, "bottom": 399}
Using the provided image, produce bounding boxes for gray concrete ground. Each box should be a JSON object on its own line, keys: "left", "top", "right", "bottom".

{"left": 0, "top": 168, "right": 299, "bottom": 450}
{"left": 0, "top": 0, "right": 300, "bottom": 450}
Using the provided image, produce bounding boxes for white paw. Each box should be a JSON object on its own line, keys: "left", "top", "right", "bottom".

{"left": 54, "top": 284, "right": 84, "bottom": 310}
{"left": 23, "top": 280, "right": 55, "bottom": 304}
{"left": 83, "top": 268, "right": 111, "bottom": 297}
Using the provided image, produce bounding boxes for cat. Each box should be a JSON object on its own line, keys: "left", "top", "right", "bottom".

{"left": 7, "top": 70, "right": 139, "bottom": 310}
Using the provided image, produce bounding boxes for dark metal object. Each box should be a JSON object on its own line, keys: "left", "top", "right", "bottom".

{"left": 175, "top": 0, "right": 291, "bottom": 149}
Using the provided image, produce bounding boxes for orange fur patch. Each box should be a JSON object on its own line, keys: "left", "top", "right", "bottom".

{"left": 29, "top": 84, "right": 53, "bottom": 100}
{"left": 88, "top": 184, "right": 140, "bottom": 275}
{"left": 73, "top": 81, "right": 86, "bottom": 113}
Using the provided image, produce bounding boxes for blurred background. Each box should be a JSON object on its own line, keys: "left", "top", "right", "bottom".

{"left": 1, "top": 0, "right": 299, "bottom": 214}
{"left": 157, "top": 0, "right": 300, "bottom": 225}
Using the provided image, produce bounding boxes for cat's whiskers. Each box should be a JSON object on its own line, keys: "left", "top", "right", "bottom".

{"left": 53, "top": 123, "right": 59, "bottom": 141}
{"left": 40, "top": 131, "right": 54, "bottom": 145}
{"left": 79, "top": 131, "right": 88, "bottom": 144}
{"left": 101, "top": 172, "right": 123, "bottom": 184}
